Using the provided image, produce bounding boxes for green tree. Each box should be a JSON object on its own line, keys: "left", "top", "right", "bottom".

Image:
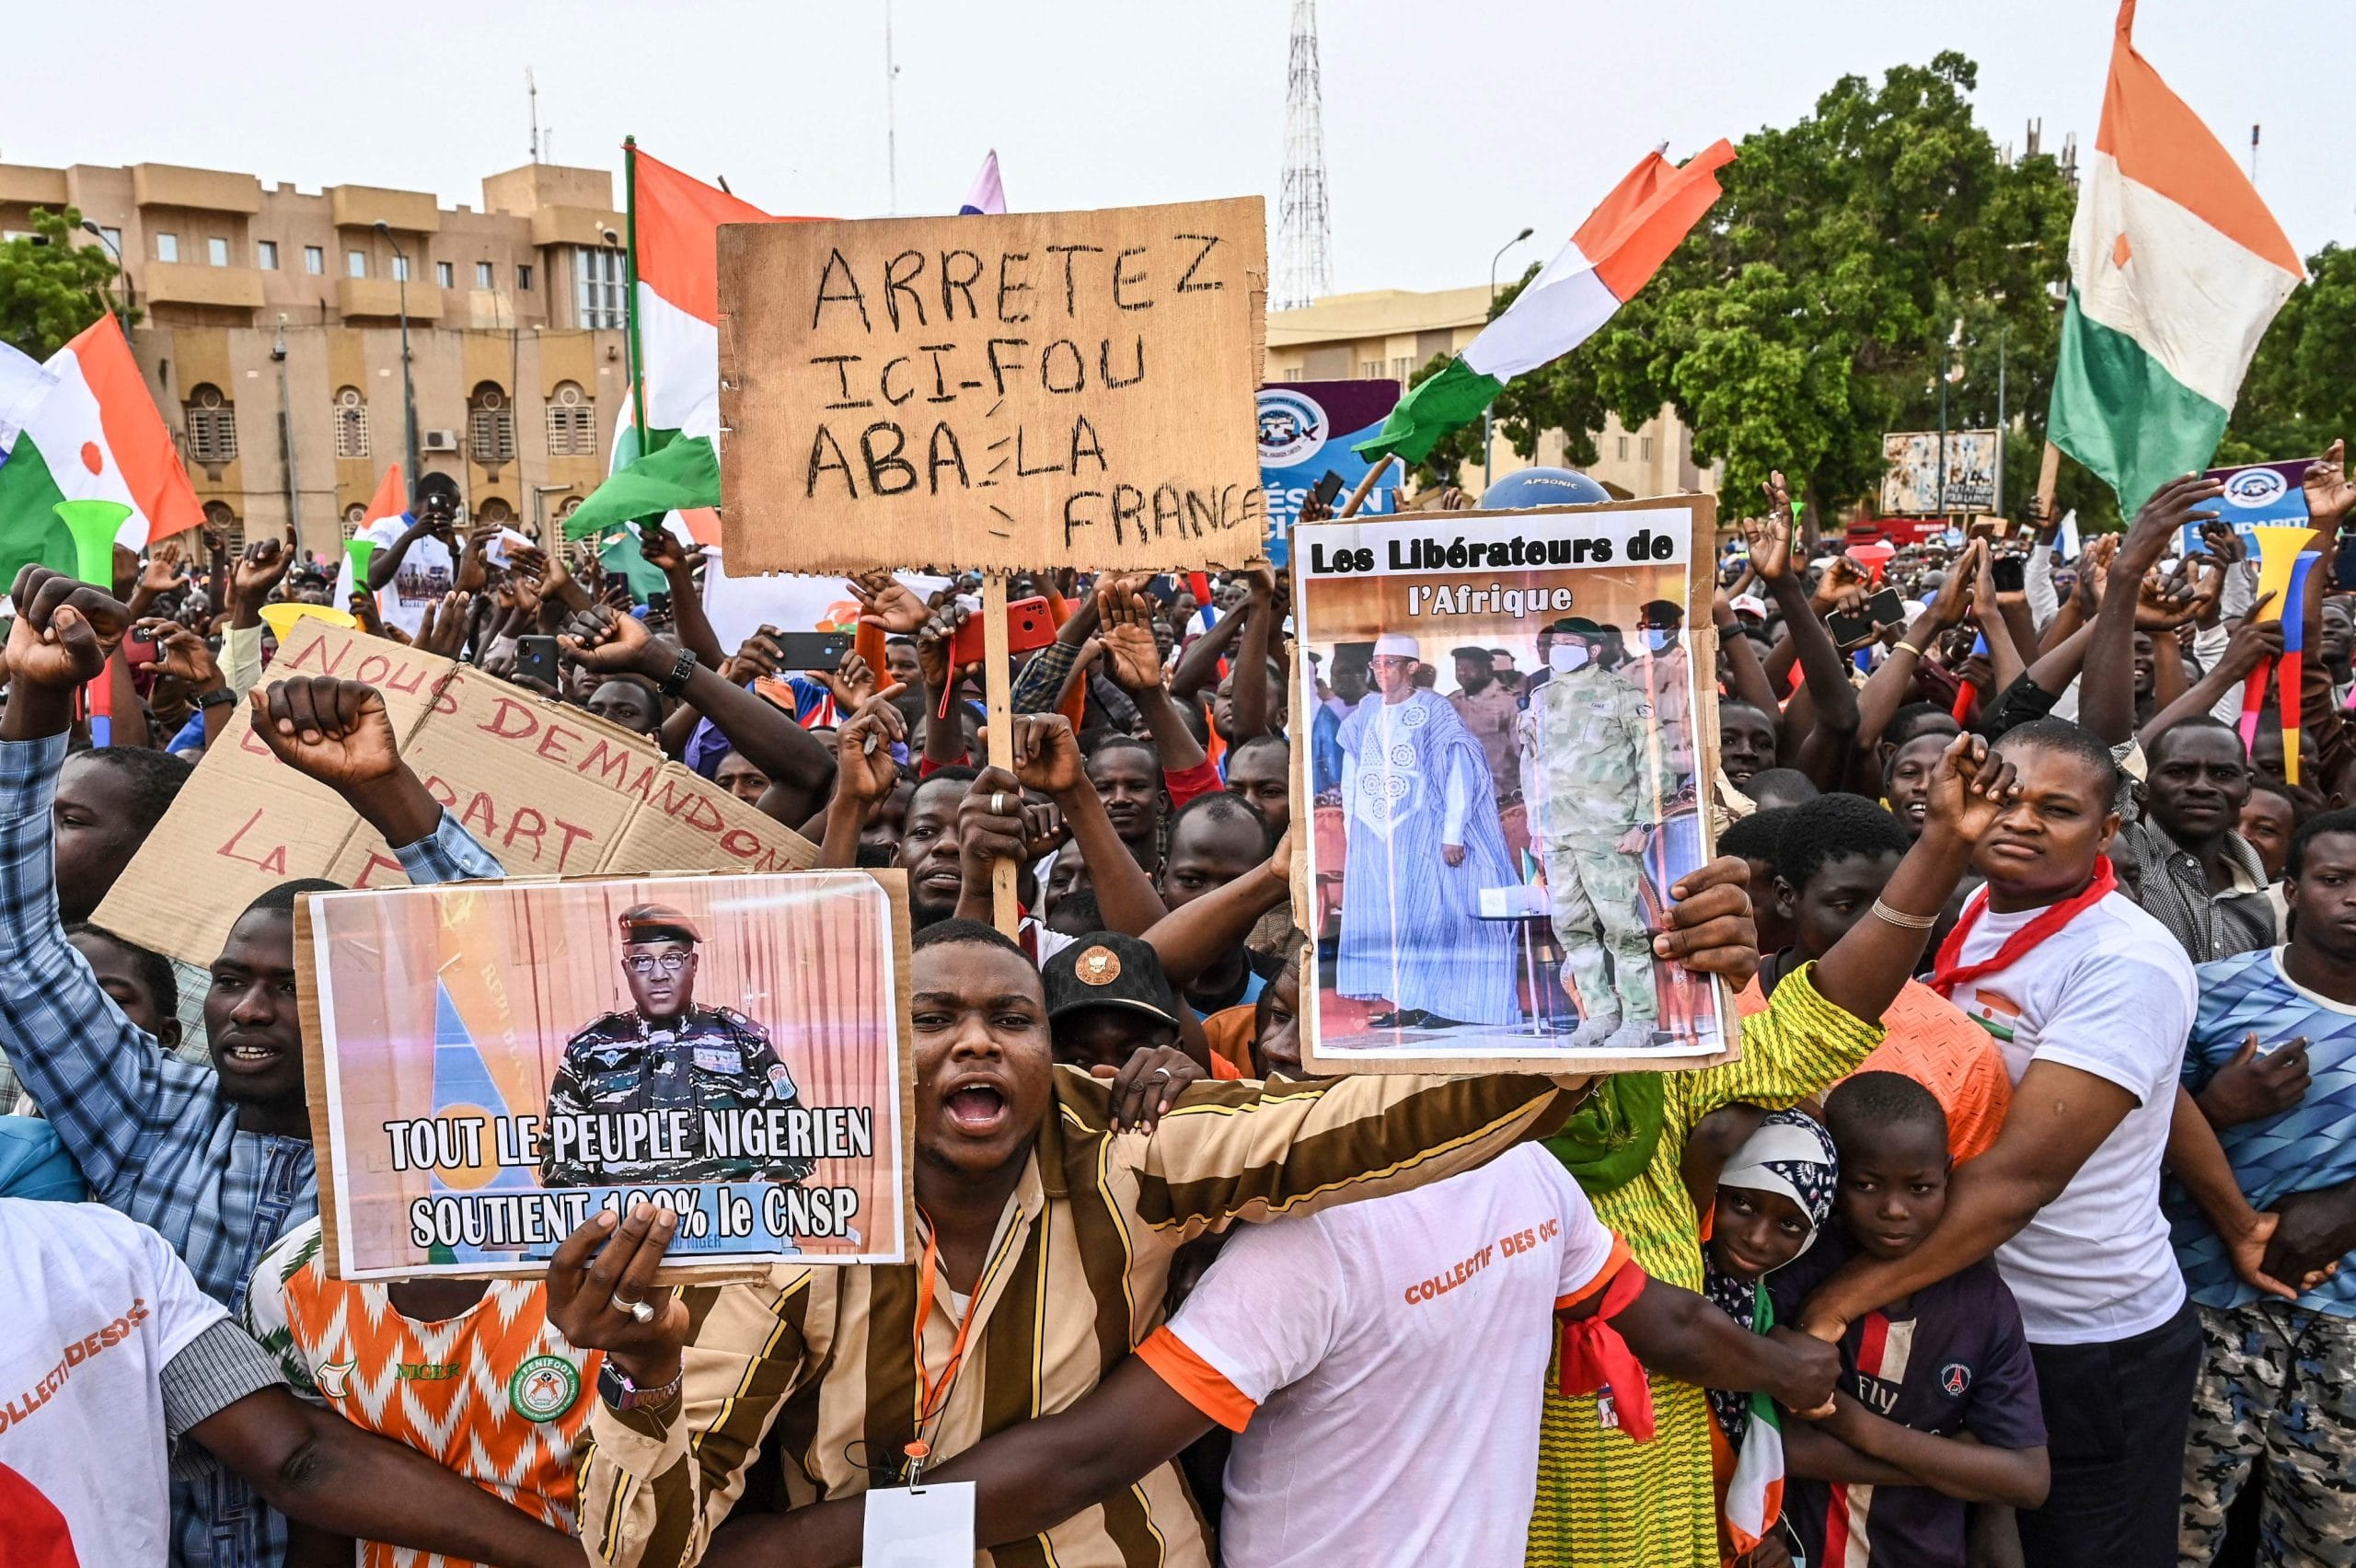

{"left": 0, "top": 205, "right": 133, "bottom": 361}
{"left": 1446, "top": 55, "right": 2098, "bottom": 527}
{"left": 2220, "top": 243, "right": 2356, "bottom": 467}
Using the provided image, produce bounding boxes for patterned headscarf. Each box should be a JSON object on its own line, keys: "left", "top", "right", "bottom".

{"left": 1703, "top": 1109, "right": 1840, "bottom": 1445}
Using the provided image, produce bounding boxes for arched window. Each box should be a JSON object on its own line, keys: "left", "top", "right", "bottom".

{"left": 185, "top": 385, "right": 237, "bottom": 464}
{"left": 341, "top": 502, "right": 366, "bottom": 540}
{"left": 476, "top": 497, "right": 515, "bottom": 526}
{"left": 468, "top": 382, "right": 514, "bottom": 466}
{"left": 545, "top": 380, "right": 596, "bottom": 456}
{"left": 332, "top": 386, "right": 370, "bottom": 458}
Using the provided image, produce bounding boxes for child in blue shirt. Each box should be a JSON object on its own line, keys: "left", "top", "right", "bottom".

{"left": 1772, "top": 1073, "right": 2049, "bottom": 1568}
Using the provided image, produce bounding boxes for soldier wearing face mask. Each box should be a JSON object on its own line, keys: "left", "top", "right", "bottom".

{"left": 1626, "top": 599, "right": 1694, "bottom": 785}
{"left": 1519, "top": 618, "right": 1673, "bottom": 1049}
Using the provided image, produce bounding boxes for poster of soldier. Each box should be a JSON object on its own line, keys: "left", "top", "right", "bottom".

{"left": 303, "top": 871, "right": 910, "bottom": 1280}
{"left": 1293, "top": 497, "right": 1731, "bottom": 1068}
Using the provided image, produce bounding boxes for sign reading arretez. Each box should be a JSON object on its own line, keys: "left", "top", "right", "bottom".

{"left": 716, "top": 197, "right": 1269, "bottom": 575}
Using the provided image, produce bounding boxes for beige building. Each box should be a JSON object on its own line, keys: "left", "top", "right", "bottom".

{"left": 1267, "top": 284, "right": 1716, "bottom": 501}
{"left": 0, "top": 157, "right": 637, "bottom": 556}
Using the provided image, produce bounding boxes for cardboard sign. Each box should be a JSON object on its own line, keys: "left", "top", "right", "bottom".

{"left": 1290, "top": 496, "right": 1735, "bottom": 1076}
{"left": 717, "top": 198, "right": 1268, "bottom": 576}
{"left": 296, "top": 870, "right": 912, "bottom": 1280}
{"left": 93, "top": 620, "right": 815, "bottom": 970}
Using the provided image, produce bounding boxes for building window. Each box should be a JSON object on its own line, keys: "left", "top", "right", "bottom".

{"left": 468, "top": 383, "right": 515, "bottom": 466}
{"left": 1358, "top": 361, "right": 1381, "bottom": 379}
{"left": 341, "top": 502, "right": 366, "bottom": 540}
{"left": 156, "top": 233, "right": 179, "bottom": 262}
{"left": 476, "top": 497, "right": 515, "bottom": 525}
{"left": 100, "top": 226, "right": 121, "bottom": 254}
{"left": 1639, "top": 436, "right": 1654, "bottom": 461}
{"left": 305, "top": 245, "right": 324, "bottom": 275}
{"left": 257, "top": 240, "right": 279, "bottom": 271}
{"left": 204, "top": 236, "right": 228, "bottom": 267}
{"left": 1391, "top": 357, "right": 1413, "bottom": 381}
{"left": 347, "top": 250, "right": 367, "bottom": 279}
{"left": 574, "top": 247, "right": 626, "bottom": 329}
{"left": 476, "top": 260, "right": 494, "bottom": 289}
{"left": 391, "top": 254, "right": 410, "bottom": 282}
{"left": 332, "top": 386, "right": 369, "bottom": 458}
{"left": 544, "top": 381, "right": 596, "bottom": 456}
{"left": 184, "top": 386, "right": 237, "bottom": 464}
{"left": 203, "top": 501, "right": 244, "bottom": 557}
{"left": 1617, "top": 435, "right": 1629, "bottom": 460}
{"left": 516, "top": 264, "right": 533, "bottom": 291}
{"left": 435, "top": 260, "right": 454, "bottom": 288}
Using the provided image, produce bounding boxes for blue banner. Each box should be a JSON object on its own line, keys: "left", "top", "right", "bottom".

{"left": 1259, "top": 380, "right": 1400, "bottom": 566}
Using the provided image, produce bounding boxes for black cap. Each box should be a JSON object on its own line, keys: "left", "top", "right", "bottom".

{"left": 1449, "top": 646, "right": 1495, "bottom": 663}
{"left": 618, "top": 903, "right": 701, "bottom": 946}
{"left": 1042, "top": 932, "right": 1182, "bottom": 1030}
{"left": 1640, "top": 599, "right": 1684, "bottom": 624}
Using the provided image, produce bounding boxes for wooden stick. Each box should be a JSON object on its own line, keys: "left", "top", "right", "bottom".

{"left": 2034, "top": 440, "right": 2062, "bottom": 515}
{"left": 981, "top": 571, "right": 1019, "bottom": 938}
{"left": 1340, "top": 455, "right": 1394, "bottom": 518}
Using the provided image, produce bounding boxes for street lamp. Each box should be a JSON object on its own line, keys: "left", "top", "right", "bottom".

{"left": 79, "top": 220, "right": 135, "bottom": 325}
{"left": 374, "top": 220, "right": 422, "bottom": 510}
{"left": 1484, "top": 226, "right": 1534, "bottom": 488}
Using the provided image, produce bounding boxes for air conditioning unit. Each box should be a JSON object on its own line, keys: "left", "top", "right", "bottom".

{"left": 421, "top": 429, "right": 460, "bottom": 453}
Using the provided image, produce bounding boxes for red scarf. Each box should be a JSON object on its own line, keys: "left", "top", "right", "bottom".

{"left": 1928, "top": 856, "right": 2118, "bottom": 999}
{"left": 1557, "top": 1262, "right": 1656, "bottom": 1442}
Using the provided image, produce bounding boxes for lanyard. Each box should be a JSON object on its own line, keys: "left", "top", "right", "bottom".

{"left": 906, "top": 1216, "right": 983, "bottom": 1482}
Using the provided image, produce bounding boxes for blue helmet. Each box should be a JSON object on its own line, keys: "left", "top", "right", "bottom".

{"left": 1478, "top": 467, "right": 1611, "bottom": 511}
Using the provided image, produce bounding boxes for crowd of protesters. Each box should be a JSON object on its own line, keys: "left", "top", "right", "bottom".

{"left": 3, "top": 439, "right": 2355, "bottom": 1568}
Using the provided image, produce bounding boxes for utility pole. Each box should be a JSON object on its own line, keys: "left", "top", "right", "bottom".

{"left": 375, "top": 221, "right": 421, "bottom": 509}
{"left": 528, "top": 68, "right": 540, "bottom": 163}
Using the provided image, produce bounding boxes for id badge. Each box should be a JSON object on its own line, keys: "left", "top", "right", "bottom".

{"left": 863, "top": 1482, "right": 976, "bottom": 1567}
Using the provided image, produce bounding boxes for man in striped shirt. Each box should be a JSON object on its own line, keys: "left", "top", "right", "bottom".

{"left": 552, "top": 860, "right": 1770, "bottom": 1568}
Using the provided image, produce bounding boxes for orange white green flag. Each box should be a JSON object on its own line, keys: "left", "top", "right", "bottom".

{"left": 2049, "top": 0, "right": 2304, "bottom": 513}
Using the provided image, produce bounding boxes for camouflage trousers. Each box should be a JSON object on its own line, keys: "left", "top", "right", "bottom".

{"left": 2181, "top": 1301, "right": 2356, "bottom": 1567}
{"left": 1538, "top": 832, "right": 1657, "bottom": 1022}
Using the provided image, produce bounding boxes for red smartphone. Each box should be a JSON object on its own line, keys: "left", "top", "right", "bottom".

{"left": 948, "top": 596, "right": 1055, "bottom": 665}
{"left": 123, "top": 630, "right": 161, "bottom": 667}
{"left": 940, "top": 596, "right": 1057, "bottom": 717}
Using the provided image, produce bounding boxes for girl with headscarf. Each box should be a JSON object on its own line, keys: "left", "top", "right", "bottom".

{"left": 1701, "top": 1108, "right": 1840, "bottom": 1564}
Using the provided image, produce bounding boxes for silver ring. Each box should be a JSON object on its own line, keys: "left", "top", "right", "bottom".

{"left": 612, "top": 1293, "right": 655, "bottom": 1324}
{"left": 992, "top": 791, "right": 1007, "bottom": 814}
{"left": 1153, "top": 1067, "right": 1174, "bottom": 1079}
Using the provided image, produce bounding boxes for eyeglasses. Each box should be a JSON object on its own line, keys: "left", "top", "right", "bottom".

{"left": 625, "top": 952, "right": 692, "bottom": 975}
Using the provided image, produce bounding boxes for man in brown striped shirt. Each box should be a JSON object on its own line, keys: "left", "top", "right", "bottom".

{"left": 552, "top": 858, "right": 1766, "bottom": 1568}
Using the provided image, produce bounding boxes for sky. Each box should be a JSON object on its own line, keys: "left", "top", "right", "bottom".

{"left": 6, "top": 0, "right": 2348, "bottom": 296}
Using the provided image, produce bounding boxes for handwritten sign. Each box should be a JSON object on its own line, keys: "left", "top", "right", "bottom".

{"left": 92, "top": 621, "right": 815, "bottom": 969}
{"left": 716, "top": 198, "right": 1268, "bottom": 575}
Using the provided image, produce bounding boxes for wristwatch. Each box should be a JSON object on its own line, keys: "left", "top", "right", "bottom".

{"left": 194, "top": 686, "right": 237, "bottom": 709}
{"left": 597, "top": 1360, "right": 684, "bottom": 1412}
{"left": 656, "top": 646, "right": 699, "bottom": 698}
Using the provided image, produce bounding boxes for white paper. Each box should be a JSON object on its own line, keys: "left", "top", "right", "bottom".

{"left": 863, "top": 1482, "right": 976, "bottom": 1567}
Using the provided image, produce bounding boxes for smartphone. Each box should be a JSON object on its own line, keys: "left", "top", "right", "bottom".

{"left": 1991, "top": 555, "right": 2027, "bottom": 594}
{"left": 122, "top": 629, "right": 160, "bottom": 667}
{"left": 1311, "top": 469, "right": 1346, "bottom": 508}
{"left": 1140, "top": 575, "right": 1180, "bottom": 605}
{"left": 515, "top": 634, "right": 560, "bottom": 688}
{"left": 1828, "top": 588, "right": 1908, "bottom": 648}
{"left": 948, "top": 596, "right": 1056, "bottom": 666}
{"left": 771, "top": 630, "right": 854, "bottom": 672}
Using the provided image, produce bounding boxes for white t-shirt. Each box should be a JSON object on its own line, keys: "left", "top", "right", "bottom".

{"left": 336, "top": 514, "right": 452, "bottom": 637}
{"left": 1141, "top": 1144, "right": 1623, "bottom": 1568}
{"left": 1945, "top": 889, "right": 2197, "bottom": 1343}
{"left": 0, "top": 1199, "right": 229, "bottom": 1564}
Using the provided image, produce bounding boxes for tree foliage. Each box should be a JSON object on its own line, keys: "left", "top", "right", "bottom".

{"left": 1429, "top": 55, "right": 2110, "bottom": 527}
{"left": 0, "top": 205, "right": 132, "bottom": 362}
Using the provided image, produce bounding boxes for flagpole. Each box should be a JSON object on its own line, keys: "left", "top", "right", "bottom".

{"left": 623, "top": 135, "right": 648, "bottom": 453}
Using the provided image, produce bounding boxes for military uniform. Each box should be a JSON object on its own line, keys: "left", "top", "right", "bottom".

{"left": 541, "top": 1006, "right": 811, "bottom": 1187}
{"left": 541, "top": 902, "right": 813, "bottom": 1187}
{"left": 1521, "top": 659, "right": 1671, "bottom": 1038}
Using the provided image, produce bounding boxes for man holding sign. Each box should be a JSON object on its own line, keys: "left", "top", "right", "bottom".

{"left": 541, "top": 902, "right": 813, "bottom": 1188}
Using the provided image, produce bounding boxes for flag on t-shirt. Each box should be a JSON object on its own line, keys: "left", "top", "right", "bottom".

{"left": 960, "top": 151, "right": 1007, "bottom": 215}
{"left": 1354, "top": 140, "right": 1735, "bottom": 465}
{"left": 570, "top": 144, "right": 818, "bottom": 541}
{"left": 0, "top": 315, "right": 202, "bottom": 584}
{"left": 2049, "top": 0, "right": 2303, "bottom": 514}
